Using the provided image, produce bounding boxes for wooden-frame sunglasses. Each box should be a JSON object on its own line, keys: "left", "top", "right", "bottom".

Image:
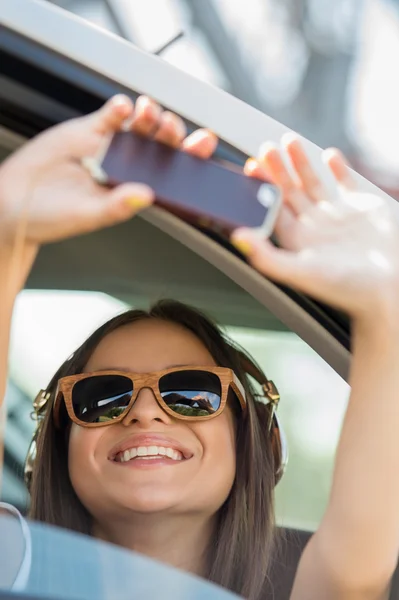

{"left": 53, "top": 366, "right": 247, "bottom": 428}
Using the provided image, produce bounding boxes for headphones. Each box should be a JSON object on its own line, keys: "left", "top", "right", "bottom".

{"left": 237, "top": 351, "right": 288, "bottom": 484}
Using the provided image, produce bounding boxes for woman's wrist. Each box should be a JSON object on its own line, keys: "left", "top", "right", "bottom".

{"left": 0, "top": 242, "right": 37, "bottom": 298}
{"left": 351, "top": 282, "right": 399, "bottom": 336}
{"left": 0, "top": 163, "right": 38, "bottom": 297}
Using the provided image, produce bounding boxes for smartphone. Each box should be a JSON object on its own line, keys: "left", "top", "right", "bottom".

{"left": 84, "top": 131, "right": 281, "bottom": 238}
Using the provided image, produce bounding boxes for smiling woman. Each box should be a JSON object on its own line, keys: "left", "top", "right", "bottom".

{"left": 28, "top": 299, "right": 279, "bottom": 596}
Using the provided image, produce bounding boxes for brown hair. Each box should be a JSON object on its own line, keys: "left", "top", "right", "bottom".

{"left": 28, "top": 299, "right": 278, "bottom": 599}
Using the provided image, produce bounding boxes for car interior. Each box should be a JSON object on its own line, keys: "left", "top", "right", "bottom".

{"left": 1, "top": 1, "right": 399, "bottom": 598}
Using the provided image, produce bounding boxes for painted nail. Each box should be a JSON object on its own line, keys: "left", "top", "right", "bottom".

{"left": 231, "top": 238, "right": 253, "bottom": 256}
{"left": 125, "top": 197, "right": 152, "bottom": 210}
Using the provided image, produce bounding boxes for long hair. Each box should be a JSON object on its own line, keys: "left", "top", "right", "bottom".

{"left": 28, "top": 300, "right": 278, "bottom": 599}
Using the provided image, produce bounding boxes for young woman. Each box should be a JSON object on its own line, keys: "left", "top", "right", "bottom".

{"left": 1, "top": 94, "right": 399, "bottom": 600}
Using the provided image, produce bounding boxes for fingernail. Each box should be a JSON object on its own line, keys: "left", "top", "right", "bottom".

{"left": 140, "top": 96, "right": 162, "bottom": 118}
{"left": 231, "top": 237, "right": 253, "bottom": 256}
{"left": 186, "top": 129, "right": 208, "bottom": 144}
{"left": 125, "top": 196, "right": 152, "bottom": 210}
{"left": 204, "top": 128, "right": 218, "bottom": 140}
{"left": 258, "top": 141, "right": 278, "bottom": 159}
{"left": 245, "top": 158, "right": 259, "bottom": 171}
{"left": 111, "top": 94, "right": 131, "bottom": 107}
{"left": 281, "top": 131, "right": 300, "bottom": 147}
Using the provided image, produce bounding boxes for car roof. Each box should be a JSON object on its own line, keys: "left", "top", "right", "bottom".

{"left": 0, "top": 0, "right": 360, "bottom": 379}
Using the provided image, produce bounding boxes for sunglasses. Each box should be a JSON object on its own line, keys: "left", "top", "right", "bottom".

{"left": 53, "top": 366, "right": 247, "bottom": 428}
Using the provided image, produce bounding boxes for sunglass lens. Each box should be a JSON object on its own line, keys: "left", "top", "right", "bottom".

{"left": 159, "top": 370, "right": 222, "bottom": 417}
{"left": 72, "top": 375, "right": 133, "bottom": 423}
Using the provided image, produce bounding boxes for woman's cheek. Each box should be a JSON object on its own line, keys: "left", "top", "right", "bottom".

{"left": 68, "top": 424, "right": 101, "bottom": 485}
{"left": 193, "top": 411, "right": 237, "bottom": 496}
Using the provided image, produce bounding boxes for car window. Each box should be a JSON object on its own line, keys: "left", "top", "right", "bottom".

{"left": 228, "top": 325, "right": 349, "bottom": 530}
{"left": 3, "top": 290, "right": 349, "bottom": 530}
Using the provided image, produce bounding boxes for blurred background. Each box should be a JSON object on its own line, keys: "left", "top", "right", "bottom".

{"left": 3, "top": 0, "right": 399, "bottom": 531}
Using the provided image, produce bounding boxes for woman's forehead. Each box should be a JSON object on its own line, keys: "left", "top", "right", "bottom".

{"left": 84, "top": 319, "right": 217, "bottom": 373}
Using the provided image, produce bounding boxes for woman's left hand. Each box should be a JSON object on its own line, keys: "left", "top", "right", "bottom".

{"left": 231, "top": 135, "right": 399, "bottom": 321}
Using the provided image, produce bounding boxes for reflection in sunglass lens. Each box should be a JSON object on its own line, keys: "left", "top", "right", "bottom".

{"left": 159, "top": 370, "right": 222, "bottom": 417}
{"left": 72, "top": 375, "right": 133, "bottom": 423}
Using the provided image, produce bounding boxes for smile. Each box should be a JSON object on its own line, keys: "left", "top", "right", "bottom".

{"left": 115, "top": 446, "right": 184, "bottom": 463}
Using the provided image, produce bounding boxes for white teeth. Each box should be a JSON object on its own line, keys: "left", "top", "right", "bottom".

{"left": 129, "top": 448, "right": 138, "bottom": 459}
{"left": 118, "top": 445, "right": 184, "bottom": 462}
{"left": 140, "top": 456, "right": 162, "bottom": 460}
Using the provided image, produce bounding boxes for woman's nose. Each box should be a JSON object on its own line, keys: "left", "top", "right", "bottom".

{"left": 121, "top": 387, "right": 172, "bottom": 426}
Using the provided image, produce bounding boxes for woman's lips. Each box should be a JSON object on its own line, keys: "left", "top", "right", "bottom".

{"left": 113, "top": 455, "right": 188, "bottom": 469}
{"left": 108, "top": 433, "right": 194, "bottom": 462}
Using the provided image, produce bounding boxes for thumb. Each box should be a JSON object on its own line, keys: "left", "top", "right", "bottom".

{"left": 231, "top": 229, "right": 300, "bottom": 287}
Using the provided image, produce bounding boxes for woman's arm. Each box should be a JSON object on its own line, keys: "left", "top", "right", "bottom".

{"left": 0, "top": 237, "right": 37, "bottom": 490}
{"left": 232, "top": 139, "right": 399, "bottom": 598}
{"left": 0, "top": 94, "right": 216, "bottom": 491}
{"left": 291, "top": 312, "right": 399, "bottom": 599}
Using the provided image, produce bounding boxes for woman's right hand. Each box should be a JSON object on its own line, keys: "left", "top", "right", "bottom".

{"left": 0, "top": 94, "right": 217, "bottom": 250}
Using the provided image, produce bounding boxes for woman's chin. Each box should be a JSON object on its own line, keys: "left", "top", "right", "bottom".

{"left": 105, "top": 486, "right": 184, "bottom": 515}
{"left": 120, "top": 497, "right": 179, "bottom": 514}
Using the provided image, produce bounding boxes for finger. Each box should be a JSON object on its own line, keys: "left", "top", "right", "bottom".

{"left": 153, "top": 111, "right": 187, "bottom": 148}
{"left": 230, "top": 229, "right": 299, "bottom": 286}
{"left": 131, "top": 95, "right": 162, "bottom": 137}
{"left": 81, "top": 183, "right": 155, "bottom": 232}
{"left": 91, "top": 95, "right": 135, "bottom": 136}
{"left": 258, "top": 143, "right": 310, "bottom": 215}
{"left": 282, "top": 133, "right": 327, "bottom": 203}
{"left": 323, "top": 148, "right": 357, "bottom": 192}
{"left": 181, "top": 129, "right": 218, "bottom": 159}
{"left": 244, "top": 157, "right": 271, "bottom": 181}
{"left": 243, "top": 158, "right": 300, "bottom": 250}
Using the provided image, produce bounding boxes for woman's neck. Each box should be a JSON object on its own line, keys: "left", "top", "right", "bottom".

{"left": 93, "top": 512, "right": 215, "bottom": 576}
